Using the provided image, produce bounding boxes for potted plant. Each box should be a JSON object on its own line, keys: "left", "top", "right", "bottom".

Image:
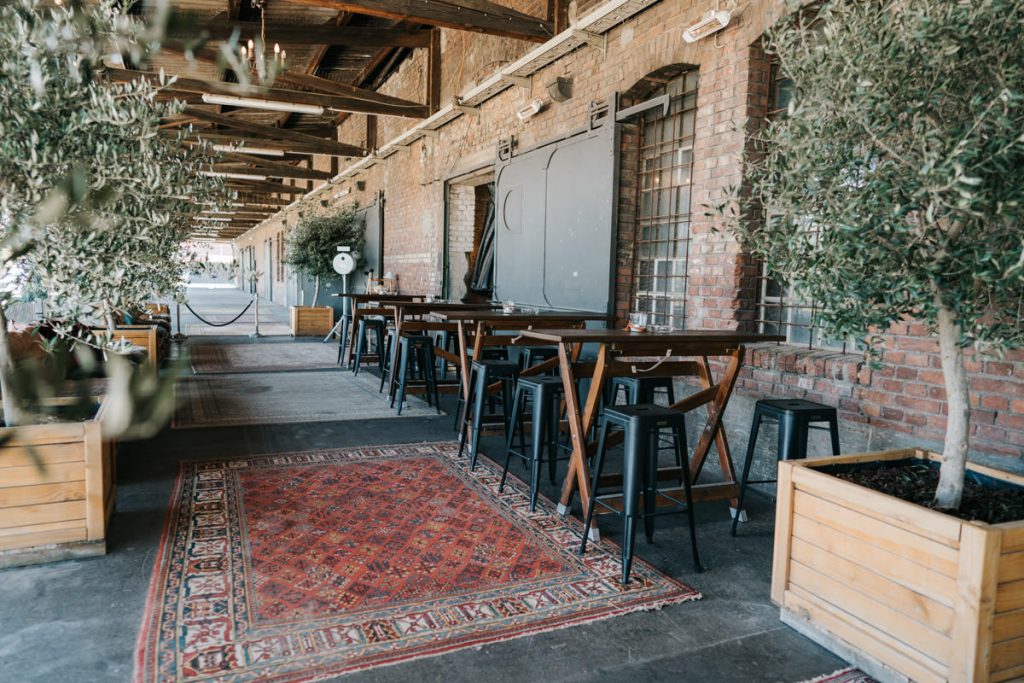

{"left": 0, "top": 0, "right": 230, "bottom": 565}
{"left": 283, "top": 206, "right": 363, "bottom": 336}
{"left": 725, "top": 2, "right": 1024, "bottom": 680}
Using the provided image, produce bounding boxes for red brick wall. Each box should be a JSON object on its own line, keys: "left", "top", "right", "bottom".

{"left": 233, "top": 0, "right": 1024, "bottom": 459}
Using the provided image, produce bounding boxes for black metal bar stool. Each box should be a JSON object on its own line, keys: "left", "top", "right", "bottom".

{"left": 457, "top": 359, "right": 519, "bottom": 470}
{"left": 731, "top": 398, "right": 841, "bottom": 536}
{"left": 451, "top": 347, "right": 508, "bottom": 432}
{"left": 579, "top": 404, "right": 701, "bottom": 584}
{"left": 499, "top": 376, "right": 567, "bottom": 511}
{"left": 515, "top": 346, "right": 559, "bottom": 374}
{"left": 391, "top": 335, "right": 441, "bottom": 415}
{"left": 351, "top": 317, "right": 386, "bottom": 375}
{"left": 607, "top": 376, "right": 685, "bottom": 477}
{"left": 608, "top": 376, "right": 676, "bottom": 406}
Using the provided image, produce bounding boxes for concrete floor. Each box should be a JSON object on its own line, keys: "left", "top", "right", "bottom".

{"left": 0, "top": 330, "right": 849, "bottom": 683}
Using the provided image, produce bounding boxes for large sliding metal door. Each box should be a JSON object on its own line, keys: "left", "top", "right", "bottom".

{"left": 493, "top": 117, "right": 618, "bottom": 313}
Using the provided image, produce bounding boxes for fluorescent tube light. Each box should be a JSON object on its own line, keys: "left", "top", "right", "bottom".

{"left": 212, "top": 144, "right": 286, "bottom": 157}
{"left": 201, "top": 93, "right": 325, "bottom": 116}
{"left": 201, "top": 171, "right": 268, "bottom": 181}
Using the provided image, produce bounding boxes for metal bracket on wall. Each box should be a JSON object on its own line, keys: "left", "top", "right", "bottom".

{"left": 497, "top": 136, "right": 515, "bottom": 162}
{"left": 452, "top": 97, "right": 481, "bottom": 117}
{"left": 588, "top": 96, "right": 612, "bottom": 130}
{"left": 572, "top": 29, "right": 606, "bottom": 56}
{"left": 500, "top": 74, "right": 532, "bottom": 90}
{"left": 615, "top": 93, "right": 671, "bottom": 122}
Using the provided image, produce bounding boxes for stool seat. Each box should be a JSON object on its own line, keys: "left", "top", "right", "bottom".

{"left": 731, "top": 397, "right": 840, "bottom": 536}
{"left": 756, "top": 398, "right": 838, "bottom": 423}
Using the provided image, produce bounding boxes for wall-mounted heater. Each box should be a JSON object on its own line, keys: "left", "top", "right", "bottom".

{"left": 682, "top": 8, "right": 732, "bottom": 43}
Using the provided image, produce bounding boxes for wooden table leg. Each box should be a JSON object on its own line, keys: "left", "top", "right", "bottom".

{"left": 557, "top": 342, "right": 608, "bottom": 540}
{"left": 688, "top": 347, "right": 745, "bottom": 512}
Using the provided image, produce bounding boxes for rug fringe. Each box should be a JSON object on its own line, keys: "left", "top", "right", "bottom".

{"left": 796, "top": 667, "right": 864, "bottom": 683}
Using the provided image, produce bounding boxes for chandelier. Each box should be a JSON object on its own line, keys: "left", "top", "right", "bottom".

{"left": 237, "top": 0, "right": 286, "bottom": 80}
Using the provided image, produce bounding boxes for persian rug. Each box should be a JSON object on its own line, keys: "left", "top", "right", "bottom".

{"left": 173, "top": 370, "right": 436, "bottom": 429}
{"left": 797, "top": 668, "right": 876, "bottom": 683}
{"left": 134, "top": 442, "right": 700, "bottom": 682}
{"left": 190, "top": 343, "right": 340, "bottom": 374}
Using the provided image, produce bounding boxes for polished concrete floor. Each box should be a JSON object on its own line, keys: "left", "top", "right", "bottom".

{"left": 0, "top": 330, "right": 849, "bottom": 683}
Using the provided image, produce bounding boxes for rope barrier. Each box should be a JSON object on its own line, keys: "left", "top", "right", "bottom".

{"left": 183, "top": 299, "right": 255, "bottom": 327}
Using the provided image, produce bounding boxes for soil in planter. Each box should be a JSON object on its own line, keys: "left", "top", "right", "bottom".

{"left": 829, "top": 460, "right": 1024, "bottom": 524}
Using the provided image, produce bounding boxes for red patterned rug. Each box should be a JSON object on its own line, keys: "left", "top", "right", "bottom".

{"left": 134, "top": 442, "right": 700, "bottom": 682}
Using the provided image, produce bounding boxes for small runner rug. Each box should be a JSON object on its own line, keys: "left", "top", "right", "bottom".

{"left": 190, "top": 342, "right": 340, "bottom": 374}
{"left": 173, "top": 370, "right": 436, "bottom": 428}
{"left": 134, "top": 442, "right": 700, "bottom": 682}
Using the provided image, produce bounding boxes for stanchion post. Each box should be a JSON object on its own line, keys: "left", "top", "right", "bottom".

{"left": 173, "top": 301, "right": 187, "bottom": 341}
{"left": 250, "top": 291, "right": 261, "bottom": 339}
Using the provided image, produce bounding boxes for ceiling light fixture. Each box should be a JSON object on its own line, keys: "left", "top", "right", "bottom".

{"left": 212, "top": 144, "right": 286, "bottom": 157}
{"left": 201, "top": 93, "right": 324, "bottom": 115}
{"left": 201, "top": 171, "right": 269, "bottom": 181}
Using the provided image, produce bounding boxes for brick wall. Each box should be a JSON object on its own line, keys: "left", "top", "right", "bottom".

{"left": 232, "top": 0, "right": 1024, "bottom": 462}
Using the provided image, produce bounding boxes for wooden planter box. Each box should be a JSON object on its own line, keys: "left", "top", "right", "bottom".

{"left": 93, "top": 325, "right": 160, "bottom": 364}
{"left": 0, "top": 400, "right": 116, "bottom": 568}
{"left": 773, "top": 448, "right": 1024, "bottom": 683}
{"left": 290, "top": 305, "right": 334, "bottom": 336}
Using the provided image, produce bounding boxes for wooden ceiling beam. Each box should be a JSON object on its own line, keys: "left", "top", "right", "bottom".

{"left": 225, "top": 179, "right": 309, "bottom": 195}
{"left": 176, "top": 131, "right": 363, "bottom": 158}
{"left": 284, "top": 0, "right": 553, "bottom": 41}
{"left": 217, "top": 150, "right": 336, "bottom": 177}
{"left": 272, "top": 71, "right": 425, "bottom": 110}
{"left": 181, "top": 107, "right": 366, "bottom": 156}
{"left": 106, "top": 67, "right": 428, "bottom": 119}
{"left": 166, "top": 20, "right": 432, "bottom": 48}
{"left": 212, "top": 162, "right": 332, "bottom": 181}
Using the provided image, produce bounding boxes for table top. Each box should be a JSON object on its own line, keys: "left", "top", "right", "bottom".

{"left": 333, "top": 293, "right": 424, "bottom": 301}
{"left": 519, "top": 328, "right": 786, "bottom": 344}
{"left": 434, "top": 309, "right": 611, "bottom": 322}
{"left": 390, "top": 301, "right": 499, "bottom": 312}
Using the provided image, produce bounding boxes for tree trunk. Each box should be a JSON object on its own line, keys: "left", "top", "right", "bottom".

{"left": 103, "top": 299, "right": 116, "bottom": 333}
{"left": 934, "top": 301, "right": 971, "bottom": 510}
{"left": 0, "top": 307, "right": 22, "bottom": 427}
{"left": 312, "top": 276, "right": 321, "bottom": 307}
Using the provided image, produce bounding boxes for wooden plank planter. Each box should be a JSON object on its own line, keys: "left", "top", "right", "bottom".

{"left": 290, "top": 305, "right": 334, "bottom": 336}
{"left": 0, "top": 399, "right": 116, "bottom": 568}
{"left": 772, "top": 448, "right": 1024, "bottom": 683}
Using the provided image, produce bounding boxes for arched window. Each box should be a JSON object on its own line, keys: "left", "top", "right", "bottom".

{"left": 632, "top": 69, "right": 699, "bottom": 330}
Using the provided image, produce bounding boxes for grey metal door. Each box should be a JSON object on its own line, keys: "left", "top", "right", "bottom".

{"left": 352, "top": 196, "right": 384, "bottom": 295}
{"left": 493, "top": 121, "right": 618, "bottom": 313}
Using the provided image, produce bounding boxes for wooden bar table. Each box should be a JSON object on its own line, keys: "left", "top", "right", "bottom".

{"left": 334, "top": 293, "right": 424, "bottom": 367}
{"left": 519, "top": 328, "right": 785, "bottom": 540}
{"left": 435, "top": 309, "right": 612, "bottom": 404}
{"left": 385, "top": 301, "right": 498, "bottom": 398}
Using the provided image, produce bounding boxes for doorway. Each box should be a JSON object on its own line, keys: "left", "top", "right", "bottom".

{"left": 444, "top": 168, "right": 494, "bottom": 302}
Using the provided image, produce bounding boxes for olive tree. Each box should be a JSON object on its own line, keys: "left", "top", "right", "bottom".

{"left": 727, "top": 0, "right": 1024, "bottom": 510}
{"left": 284, "top": 206, "right": 364, "bottom": 306}
{"left": 0, "top": 0, "right": 228, "bottom": 425}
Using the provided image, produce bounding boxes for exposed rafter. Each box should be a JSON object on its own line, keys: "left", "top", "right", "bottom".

{"left": 176, "top": 131, "right": 363, "bottom": 158}
{"left": 181, "top": 107, "right": 366, "bottom": 157}
{"left": 285, "top": 0, "right": 553, "bottom": 42}
{"left": 106, "top": 67, "right": 429, "bottom": 119}
{"left": 165, "top": 19, "right": 432, "bottom": 47}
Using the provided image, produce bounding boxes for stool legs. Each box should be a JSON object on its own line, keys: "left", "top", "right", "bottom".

{"left": 499, "top": 384, "right": 526, "bottom": 495}
{"left": 336, "top": 315, "right": 350, "bottom": 364}
{"left": 620, "top": 423, "right": 644, "bottom": 585}
{"left": 352, "top": 324, "right": 367, "bottom": 376}
{"left": 579, "top": 418, "right": 611, "bottom": 557}
{"left": 731, "top": 409, "right": 763, "bottom": 536}
{"left": 674, "top": 422, "right": 702, "bottom": 573}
